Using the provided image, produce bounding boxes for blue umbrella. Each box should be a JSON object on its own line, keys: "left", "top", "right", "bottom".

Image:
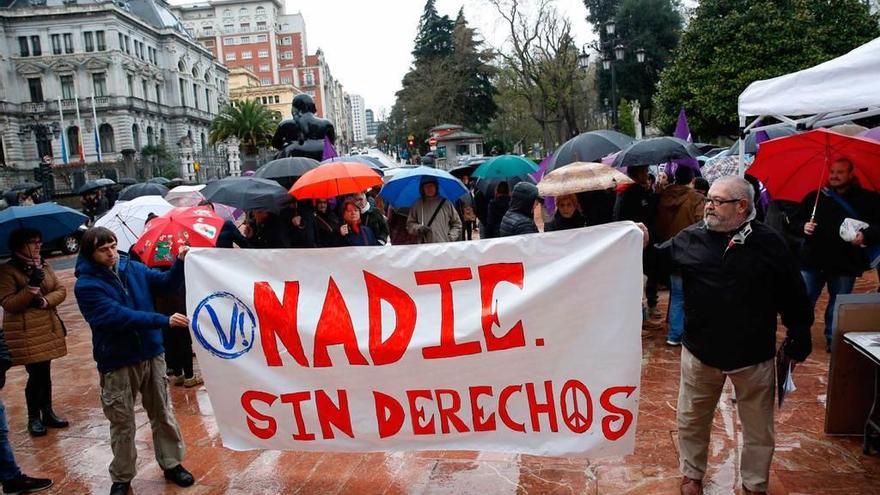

{"left": 0, "top": 203, "right": 88, "bottom": 247}
{"left": 379, "top": 166, "right": 467, "bottom": 207}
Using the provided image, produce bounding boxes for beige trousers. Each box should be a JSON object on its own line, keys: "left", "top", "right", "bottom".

{"left": 99, "top": 354, "right": 185, "bottom": 483}
{"left": 677, "top": 346, "right": 776, "bottom": 492}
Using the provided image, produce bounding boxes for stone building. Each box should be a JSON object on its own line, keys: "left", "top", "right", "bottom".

{"left": 0, "top": 0, "right": 228, "bottom": 188}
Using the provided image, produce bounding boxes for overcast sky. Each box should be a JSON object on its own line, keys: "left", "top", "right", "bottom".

{"left": 292, "top": 0, "right": 593, "bottom": 116}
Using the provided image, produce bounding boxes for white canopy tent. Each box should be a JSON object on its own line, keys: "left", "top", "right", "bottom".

{"left": 735, "top": 36, "right": 880, "bottom": 174}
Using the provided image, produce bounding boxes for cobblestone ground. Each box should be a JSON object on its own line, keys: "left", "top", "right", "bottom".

{"left": 1, "top": 256, "right": 877, "bottom": 494}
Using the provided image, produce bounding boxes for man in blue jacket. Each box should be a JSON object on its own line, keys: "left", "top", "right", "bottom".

{"left": 74, "top": 227, "right": 194, "bottom": 495}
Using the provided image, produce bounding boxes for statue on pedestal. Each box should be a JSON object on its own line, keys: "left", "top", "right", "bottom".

{"left": 272, "top": 94, "right": 336, "bottom": 161}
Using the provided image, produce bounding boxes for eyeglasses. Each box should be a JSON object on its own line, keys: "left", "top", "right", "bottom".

{"left": 706, "top": 197, "right": 742, "bottom": 207}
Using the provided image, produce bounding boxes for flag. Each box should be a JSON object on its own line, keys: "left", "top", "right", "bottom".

{"left": 530, "top": 154, "right": 555, "bottom": 215}
{"left": 73, "top": 79, "right": 85, "bottom": 162}
{"left": 674, "top": 107, "right": 692, "bottom": 142}
{"left": 91, "top": 95, "right": 102, "bottom": 162}
{"left": 57, "top": 96, "right": 68, "bottom": 165}
{"left": 322, "top": 136, "right": 338, "bottom": 160}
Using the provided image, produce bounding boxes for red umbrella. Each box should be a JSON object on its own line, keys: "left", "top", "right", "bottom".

{"left": 748, "top": 129, "right": 880, "bottom": 211}
{"left": 132, "top": 206, "right": 225, "bottom": 267}
{"left": 289, "top": 161, "right": 382, "bottom": 199}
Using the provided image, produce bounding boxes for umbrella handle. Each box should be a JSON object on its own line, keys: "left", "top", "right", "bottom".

{"left": 809, "top": 190, "right": 819, "bottom": 224}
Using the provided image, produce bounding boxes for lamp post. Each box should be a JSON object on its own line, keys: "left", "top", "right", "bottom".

{"left": 589, "top": 20, "right": 645, "bottom": 131}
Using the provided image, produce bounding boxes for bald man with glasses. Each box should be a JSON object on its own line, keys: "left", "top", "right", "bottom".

{"left": 656, "top": 176, "right": 813, "bottom": 495}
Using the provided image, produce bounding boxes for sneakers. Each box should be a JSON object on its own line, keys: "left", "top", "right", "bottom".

{"left": 2, "top": 474, "right": 52, "bottom": 494}
{"left": 109, "top": 481, "right": 130, "bottom": 495}
{"left": 680, "top": 476, "right": 703, "bottom": 495}
{"left": 163, "top": 465, "right": 195, "bottom": 487}
{"left": 666, "top": 339, "right": 682, "bottom": 346}
{"left": 183, "top": 376, "right": 204, "bottom": 388}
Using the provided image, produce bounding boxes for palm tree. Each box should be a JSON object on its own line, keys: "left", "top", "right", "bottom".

{"left": 209, "top": 99, "right": 280, "bottom": 155}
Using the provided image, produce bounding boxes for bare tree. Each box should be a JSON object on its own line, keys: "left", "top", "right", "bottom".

{"left": 488, "top": 0, "right": 586, "bottom": 151}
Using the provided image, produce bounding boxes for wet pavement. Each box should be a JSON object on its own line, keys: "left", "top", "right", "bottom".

{"left": 2, "top": 256, "right": 877, "bottom": 494}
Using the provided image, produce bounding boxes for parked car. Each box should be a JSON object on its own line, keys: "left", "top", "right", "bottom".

{"left": 0, "top": 224, "right": 85, "bottom": 258}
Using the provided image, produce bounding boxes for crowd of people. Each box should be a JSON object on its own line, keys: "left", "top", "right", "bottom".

{"left": 0, "top": 155, "right": 877, "bottom": 495}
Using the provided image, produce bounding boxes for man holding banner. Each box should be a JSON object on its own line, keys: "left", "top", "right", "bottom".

{"left": 658, "top": 177, "right": 813, "bottom": 495}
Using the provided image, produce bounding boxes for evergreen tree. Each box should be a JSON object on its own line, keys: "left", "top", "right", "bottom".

{"left": 450, "top": 8, "right": 498, "bottom": 129}
{"left": 653, "top": 0, "right": 880, "bottom": 138}
{"left": 412, "top": 0, "right": 455, "bottom": 62}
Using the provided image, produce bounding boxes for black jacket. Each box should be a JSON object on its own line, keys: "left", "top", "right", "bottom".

{"left": 658, "top": 220, "right": 813, "bottom": 371}
{"left": 544, "top": 210, "right": 586, "bottom": 232}
{"left": 360, "top": 206, "right": 389, "bottom": 245}
{"left": 500, "top": 183, "right": 540, "bottom": 237}
{"left": 216, "top": 220, "right": 249, "bottom": 248}
{"left": 485, "top": 196, "right": 510, "bottom": 239}
{"left": 613, "top": 183, "right": 656, "bottom": 230}
{"left": 314, "top": 210, "right": 342, "bottom": 247}
{"left": 793, "top": 185, "right": 880, "bottom": 276}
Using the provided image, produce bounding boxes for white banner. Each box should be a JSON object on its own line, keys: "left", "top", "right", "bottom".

{"left": 185, "top": 222, "right": 644, "bottom": 457}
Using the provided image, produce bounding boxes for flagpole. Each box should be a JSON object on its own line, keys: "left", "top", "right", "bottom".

{"left": 57, "top": 96, "right": 69, "bottom": 165}
{"left": 91, "top": 92, "right": 102, "bottom": 163}
{"left": 73, "top": 78, "right": 85, "bottom": 163}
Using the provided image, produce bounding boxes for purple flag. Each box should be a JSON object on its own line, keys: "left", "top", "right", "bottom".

{"left": 322, "top": 137, "right": 338, "bottom": 160}
{"left": 531, "top": 154, "right": 555, "bottom": 215}
{"left": 674, "top": 108, "right": 691, "bottom": 142}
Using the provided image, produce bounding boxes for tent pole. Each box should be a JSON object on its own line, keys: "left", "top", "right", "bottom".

{"left": 738, "top": 116, "right": 747, "bottom": 177}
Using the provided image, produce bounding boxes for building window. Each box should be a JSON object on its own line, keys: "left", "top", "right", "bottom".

{"left": 204, "top": 26, "right": 213, "bottom": 36}
{"left": 240, "top": 23, "right": 250, "bottom": 31}
{"left": 18, "top": 37, "right": 29, "bottom": 56}
{"left": 259, "top": 64, "right": 270, "bottom": 72}
{"left": 127, "top": 75, "right": 134, "bottom": 96}
{"left": 193, "top": 83, "right": 199, "bottom": 109}
{"left": 132, "top": 124, "right": 140, "bottom": 149}
{"left": 96, "top": 31, "right": 106, "bottom": 51}
{"left": 67, "top": 127, "right": 80, "bottom": 157}
{"left": 179, "top": 78, "right": 186, "bottom": 106}
{"left": 244, "top": 64, "right": 254, "bottom": 72}
{"left": 63, "top": 33, "right": 74, "bottom": 54}
{"left": 99, "top": 124, "right": 115, "bottom": 153}
{"left": 261, "top": 78, "right": 271, "bottom": 86}
{"left": 60, "top": 75, "right": 74, "bottom": 100}
{"left": 282, "top": 36, "right": 291, "bottom": 45}
{"left": 242, "top": 51, "right": 252, "bottom": 59}
{"left": 30, "top": 36, "right": 41, "bottom": 56}
{"left": 204, "top": 40, "right": 214, "bottom": 48}
{"left": 256, "top": 6, "right": 265, "bottom": 16}
{"left": 84, "top": 32, "right": 94, "bottom": 52}
{"left": 142, "top": 79, "right": 148, "bottom": 100}
{"left": 147, "top": 126, "right": 154, "bottom": 146}
{"left": 258, "top": 49, "right": 268, "bottom": 58}
{"left": 281, "top": 77, "right": 291, "bottom": 84}
{"left": 223, "top": 9, "right": 232, "bottom": 18}
{"left": 282, "top": 52, "right": 293, "bottom": 60}
{"left": 225, "top": 53, "right": 236, "bottom": 61}
{"left": 274, "top": 95, "right": 280, "bottom": 103}
{"left": 239, "top": 7, "right": 248, "bottom": 16}
{"left": 223, "top": 24, "right": 234, "bottom": 32}
{"left": 304, "top": 72, "right": 314, "bottom": 86}
{"left": 240, "top": 36, "right": 250, "bottom": 44}
{"left": 123, "top": 35, "right": 130, "bottom": 54}
{"left": 257, "top": 21, "right": 267, "bottom": 30}
{"left": 93, "top": 73, "right": 107, "bottom": 96}
{"left": 155, "top": 83, "right": 162, "bottom": 105}
{"left": 205, "top": 88, "right": 211, "bottom": 112}
{"left": 118, "top": 33, "right": 124, "bottom": 51}
{"left": 223, "top": 37, "right": 235, "bottom": 45}
{"left": 51, "top": 34, "right": 61, "bottom": 55}
{"left": 27, "top": 78, "right": 43, "bottom": 102}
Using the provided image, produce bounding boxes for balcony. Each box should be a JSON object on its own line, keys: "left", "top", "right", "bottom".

{"left": 21, "top": 102, "right": 46, "bottom": 113}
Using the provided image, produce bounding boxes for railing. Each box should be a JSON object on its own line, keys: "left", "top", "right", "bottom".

{"left": 21, "top": 102, "right": 46, "bottom": 113}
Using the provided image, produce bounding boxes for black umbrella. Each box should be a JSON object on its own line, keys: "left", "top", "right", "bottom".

{"left": 77, "top": 178, "right": 116, "bottom": 194}
{"left": 200, "top": 176, "right": 291, "bottom": 212}
{"left": 474, "top": 174, "right": 536, "bottom": 196}
{"left": 148, "top": 177, "right": 171, "bottom": 185}
{"left": 728, "top": 126, "right": 797, "bottom": 155}
{"left": 255, "top": 157, "right": 320, "bottom": 179}
{"left": 612, "top": 137, "right": 701, "bottom": 168}
{"left": 550, "top": 130, "right": 635, "bottom": 171}
{"left": 117, "top": 177, "right": 138, "bottom": 186}
{"left": 118, "top": 182, "right": 169, "bottom": 201}
{"left": 321, "top": 156, "right": 385, "bottom": 176}
{"left": 449, "top": 163, "right": 478, "bottom": 179}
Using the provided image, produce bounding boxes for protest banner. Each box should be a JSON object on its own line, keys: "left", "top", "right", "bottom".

{"left": 185, "top": 222, "right": 644, "bottom": 457}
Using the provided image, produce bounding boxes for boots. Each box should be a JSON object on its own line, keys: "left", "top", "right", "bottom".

{"left": 28, "top": 416, "right": 47, "bottom": 437}
{"left": 41, "top": 408, "right": 69, "bottom": 428}
{"left": 25, "top": 385, "right": 47, "bottom": 437}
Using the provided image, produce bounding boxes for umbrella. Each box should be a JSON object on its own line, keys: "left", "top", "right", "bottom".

{"left": 449, "top": 163, "right": 478, "bottom": 179}
{"left": 94, "top": 195, "right": 174, "bottom": 252}
{"left": 148, "top": 177, "right": 171, "bottom": 185}
{"left": 0, "top": 203, "right": 87, "bottom": 248}
{"left": 131, "top": 206, "right": 225, "bottom": 267}
{"left": 537, "top": 162, "right": 634, "bottom": 197}
{"left": 749, "top": 128, "right": 880, "bottom": 204}
{"left": 613, "top": 137, "right": 701, "bottom": 169}
{"left": 117, "top": 177, "right": 138, "bottom": 186}
{"left": 118, "top": 182, "right": 169, "bottom": 201}
{"left": 165, "top": 184, "right": 207, "bottom": 207}
{"left": 829, "top": 123, "right": 868, "bottom": 137}
{"left": 379, "top": 166, "right": 468, "bottom": 207}
{"left": 701, "top": 155, "right": 755, "bottom": 184}
{"left": 860, "top": 126, "right": 880, "bottom": 142}
{"left": 255, "top": 157, "right": 320, "bottom": 180}
{"left": 473, "top": 174, "right": 536, "bottom": 197}
{"left": 201, "top": 176, "right": 291, "bottom": 211}
{"left": 728, "top": 126, "right": 796, "bottom": 155}
{"left": 472, "top": 155, "right": 539, "bottom": 179}
{"left": 290, "top": 161, "right": 383, "bottom": 199}
{"left": 77, "top": 178, "right": 116, "bottom": 195}
{"left": 549, "top": 130, "right": 634, "bottom": 172}
{"left": 321, "top": 155, "right": 385, "bottom": 176}
{"left": 10, "top": 182, "right": 42, "bottom": 192}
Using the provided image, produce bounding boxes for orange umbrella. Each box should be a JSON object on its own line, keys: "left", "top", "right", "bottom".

{"left": 289, "top": 161, "right": 383, "bottom": 199}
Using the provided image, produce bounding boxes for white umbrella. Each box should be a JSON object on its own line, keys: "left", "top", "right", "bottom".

{"left": 537, "top": 162, "right": 633, "bottom": 197}
{"left": 165, "top": 184, "right": 206, "bottom": 207}
{"left": 94, "top": 195, "right": 173, "bottom": 252}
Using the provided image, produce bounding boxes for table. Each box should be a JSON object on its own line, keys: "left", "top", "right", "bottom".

{"left": 843, "top": 332, "right": 880, "bottom": 455}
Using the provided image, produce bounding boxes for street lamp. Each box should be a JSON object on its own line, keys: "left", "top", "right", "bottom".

{"left": 596, "top": 21, "right": 645, "bottom": 131}
{"left": 636, "top": 47, "right": 647, "bottom": 64}
{"left": 578, "top": 46, "right": 590, "bottom": 71}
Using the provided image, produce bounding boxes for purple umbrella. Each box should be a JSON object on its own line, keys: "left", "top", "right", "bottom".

{"left": 859, "top": 126, "right": 880, "bottom": 142}
{"left": 322, "top": 137, "right": 338, "bottom": 160}
{"left": 530, "top": 154, "right": 555, "bottom": 215}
